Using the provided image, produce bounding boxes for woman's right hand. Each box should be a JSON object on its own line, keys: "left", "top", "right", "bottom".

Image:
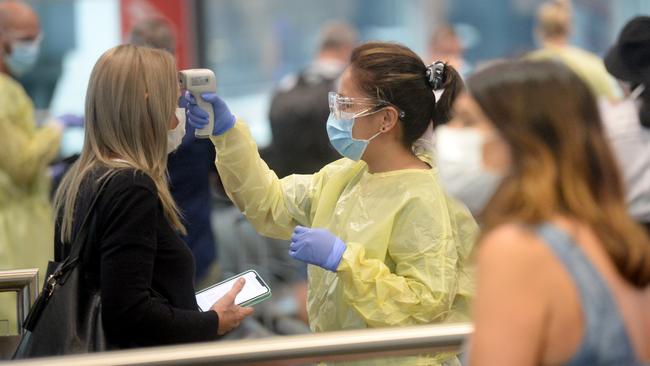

{"left": 183, "top": 91, "right": 236, "bottom": 136}
{"left": 210, "top": 278, "right": 254, "bottom": 335}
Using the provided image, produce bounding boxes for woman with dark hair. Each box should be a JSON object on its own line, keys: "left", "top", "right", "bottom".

{"left": 459, "top": 60, "right": 650, "bottom": 365}
{"left": 184, "top": 42, "right": 478, "bottom": 365}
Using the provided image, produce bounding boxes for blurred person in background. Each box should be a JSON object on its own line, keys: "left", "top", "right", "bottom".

{"left": 428, "top": 24, "right": 472, "bottom": 79}
{"left": 527, "top": 0, "right": 619, "bottom": 100}
{"left": 128, "top": 16, "right": 219, "bottom": 286}
{"left": 184, "top": 41, "right": 478, "bottom": 365}
{"left": 264, "top": 20, "right": 357, "bottom": 178}
{"left": 127, "top": 16, "right": 176, "bottom": 54}
{"left": 0, "top": 0, "right": 60, "bottom": 333}
{"left": 433, "top": 58, "right": 507, "bottom": 219}
{"left": 461, "top": 60, "right": 650, "bottom": 365}
{"left": 601, "top": 16, "right": 650, "bottom": 234}
{"left": 53, "top": 45, "right": 252, "bottom": 348}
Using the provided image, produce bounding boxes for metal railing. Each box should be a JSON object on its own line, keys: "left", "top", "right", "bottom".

{"left": 5, "top": 322, "right": 472, "bottom": 365}
{"left": 0, "top": 269, "right": 39, "bottom": 335}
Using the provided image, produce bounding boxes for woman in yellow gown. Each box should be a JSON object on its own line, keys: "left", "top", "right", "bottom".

{"left": 185, "top": 42, "right": 478, "bottom": 365}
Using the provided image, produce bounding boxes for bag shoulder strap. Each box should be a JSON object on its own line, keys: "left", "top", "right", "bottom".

{"left": 63, "top": 175, "right": 113, "bottom": 263}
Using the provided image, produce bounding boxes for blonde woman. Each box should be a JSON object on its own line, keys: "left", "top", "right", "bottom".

{"left": 53, "top": 45, "right": 252, "bottom": 348}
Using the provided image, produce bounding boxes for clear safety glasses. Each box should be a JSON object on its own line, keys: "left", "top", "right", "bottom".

{"left": 328, "top": 92, "right": 405, "bottom": 120}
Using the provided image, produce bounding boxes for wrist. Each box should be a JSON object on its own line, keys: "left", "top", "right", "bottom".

{"left": 213, "top": 113, "right": 237, "bottom": 136}
{"left": 201, "top": 309, "right": 221, "bottom": 337}
{"left": 226, "top": 113, "right": 237, "bottom": 129}
{"left": 326, "top": 238, "right": 347, "bottom": 272}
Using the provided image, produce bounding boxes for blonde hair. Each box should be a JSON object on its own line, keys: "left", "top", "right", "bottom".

{"left": 537, "top": 0, "right": 572, "bottom": 40}
{"left": 54, "top": 44, "right": 185, "bottom": 242}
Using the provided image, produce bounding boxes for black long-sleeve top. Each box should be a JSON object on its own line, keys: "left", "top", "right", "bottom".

{"left": 54, "top": 168, "right": 219, "bottom": 348}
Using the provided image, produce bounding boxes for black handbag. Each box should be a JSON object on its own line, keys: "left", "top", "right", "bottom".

{"left": 13, "top": 178, "right": 115, "bottom": 358}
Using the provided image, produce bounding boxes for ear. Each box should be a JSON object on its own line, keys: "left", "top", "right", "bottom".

{"left": 379, "top": 107, "right": 400, "bottom": 133}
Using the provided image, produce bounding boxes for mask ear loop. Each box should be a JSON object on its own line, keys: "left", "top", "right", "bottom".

{"left": 355, "top": 105, "right": 402, "bottom": 142}
{"left": 354, "top": 122, "right": 383, "bottom": 142}
{"left": 359, "top": 108, "right": 393, "bottom": 142}
{"left": 348, "top": 107, "right": 387, "bottom": 142}
{"left": 366, "top": 129, "right": 383, "bottom": 142}
{"left": 630, "top": 84, "right": 646, "bottom": 100}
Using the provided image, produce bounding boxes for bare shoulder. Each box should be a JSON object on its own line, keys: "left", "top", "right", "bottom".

{"left": 479, "top": 224, "right": 547, "bottom": 260}
{"left": 477, "top": 223, "right": 558, "bottom": 284}
{"left": 470, "top": 223, "right": 560, "bottom": 365}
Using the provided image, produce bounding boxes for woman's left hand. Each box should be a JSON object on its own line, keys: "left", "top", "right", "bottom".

{"left": 289, "top": 226, "right": 347, "bottom": 272}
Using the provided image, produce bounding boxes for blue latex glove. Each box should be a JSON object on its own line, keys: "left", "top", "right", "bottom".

{"left": 289, "top": 226, "right": 347, "bottom": 272}
{"left": 178, "top": 95, "right": 189, "bottom": 109}
{"left": 55, "top": 114, "right": 84, "bottom": 128}
{"left": 183, "top": 91, "right": 236, "bottom": 136}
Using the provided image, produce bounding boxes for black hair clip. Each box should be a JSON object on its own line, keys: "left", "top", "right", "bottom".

{"left": 426, "top": 61, "right": 446, "bottom": 91}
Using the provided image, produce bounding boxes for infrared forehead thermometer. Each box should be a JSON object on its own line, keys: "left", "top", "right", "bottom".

{"left": 178, "top": 69, "right": 217, "bottom": 138}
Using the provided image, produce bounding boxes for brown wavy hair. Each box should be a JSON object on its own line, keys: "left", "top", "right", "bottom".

{"left": 469, "top": 60, "right": 650, "bottom": 287}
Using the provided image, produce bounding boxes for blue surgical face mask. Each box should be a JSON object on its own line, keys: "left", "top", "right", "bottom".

{"left": 326, "top": 112, "right": 382, "bottom": 161}
{"left": 4, "top": 36, "right": 41, "bottom": 77}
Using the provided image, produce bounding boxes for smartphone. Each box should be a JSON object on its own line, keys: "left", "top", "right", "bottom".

{"left": 195, "top": 270, "right": 271, "bottom": 311}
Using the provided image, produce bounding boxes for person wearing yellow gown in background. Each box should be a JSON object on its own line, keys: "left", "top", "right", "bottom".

{"left": 527, "top": 0, "right": 619, "bottom": 100}
{"left": 0, "top": 0, "right": 60, "bottom": 334}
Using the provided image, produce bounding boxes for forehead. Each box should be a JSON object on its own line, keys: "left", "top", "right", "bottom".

{"left": 453, "top": 93, "right": 486, "bottom": 120}
{"left": 338, "top": 67, "right": 367, "bottom": 98}
{"left": 2, "top": 4, "right": 40, "bottom": 38}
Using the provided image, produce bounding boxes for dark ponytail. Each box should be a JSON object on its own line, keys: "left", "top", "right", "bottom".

{"left": 349, "top": 42, "right": 464, "bottom": 148}
{"left": 431, "top": 63, "right": 464, "bottom": 125}
{"left": 639, "top": 84, "right": 650, "bottom": 128}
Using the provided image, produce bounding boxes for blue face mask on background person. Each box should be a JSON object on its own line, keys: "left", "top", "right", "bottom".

{"left": 4, "top": 36, "right": 42, "bottom": 77}
{"left": 326, "top": 112, "right": 382, "bottom": 161}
